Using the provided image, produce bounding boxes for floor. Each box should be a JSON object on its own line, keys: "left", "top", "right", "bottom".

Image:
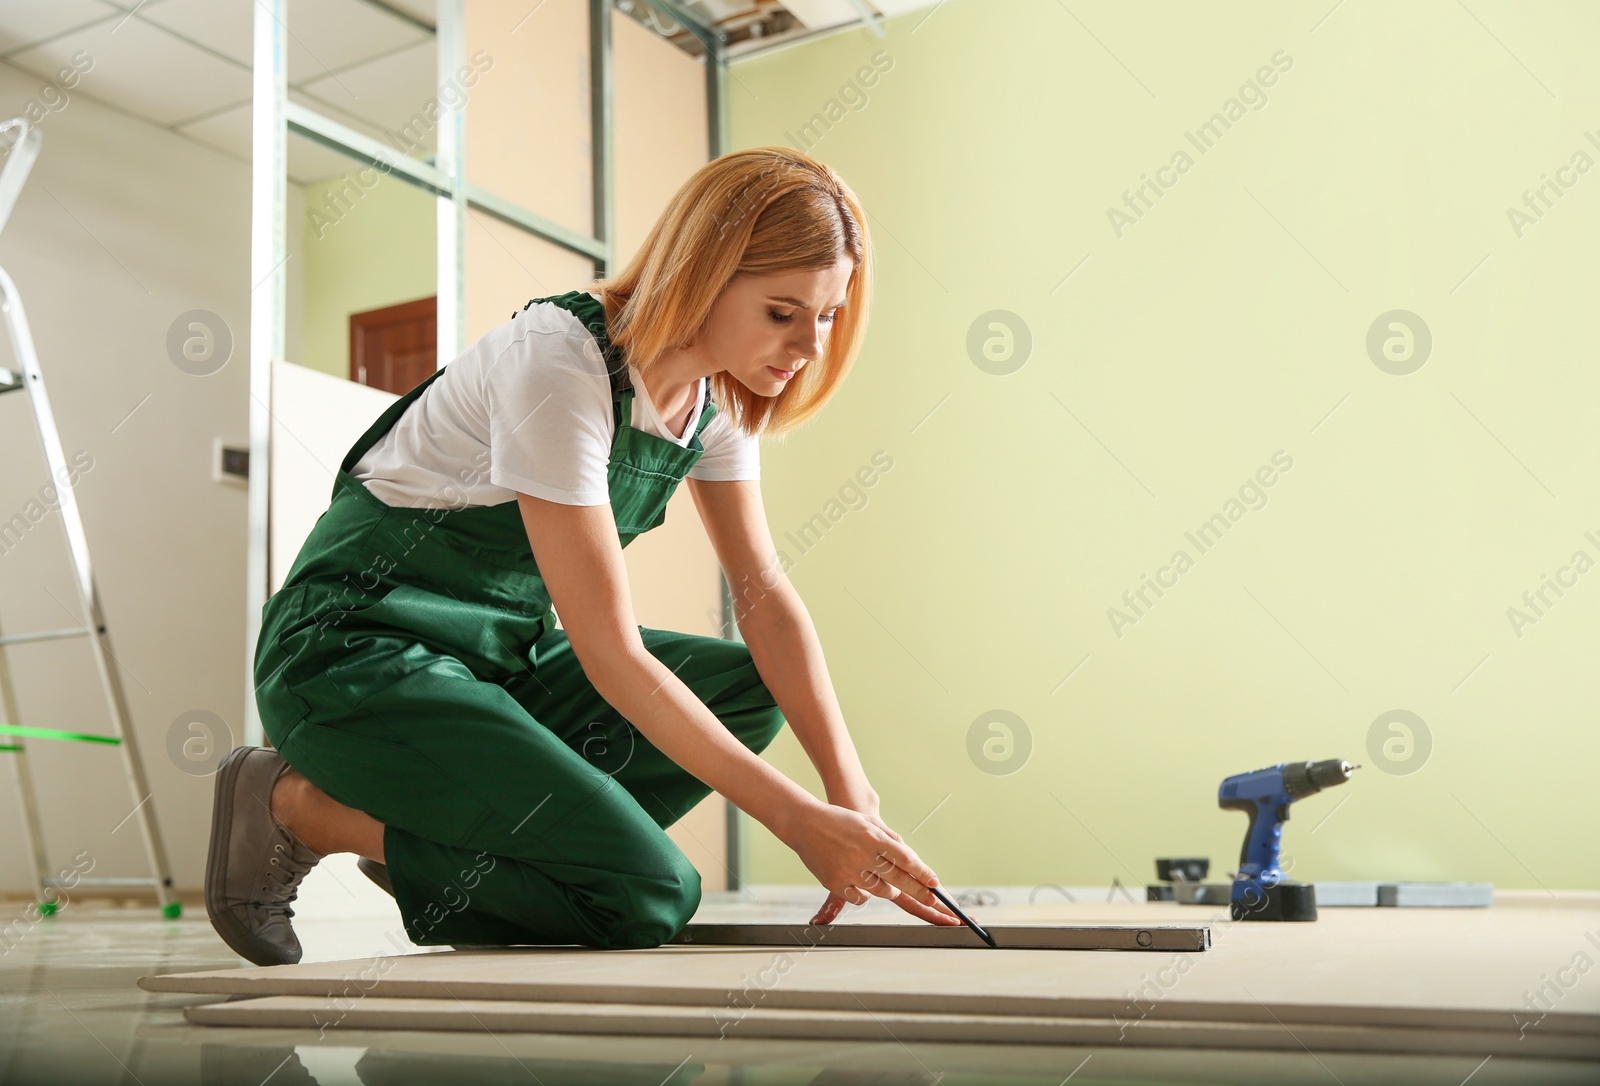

{"left": 1, "top": 859, "right": 1595, "bottom": 1085}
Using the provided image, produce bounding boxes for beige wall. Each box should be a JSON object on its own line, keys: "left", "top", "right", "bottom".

{"left": 464, "top": 0, "right": 594, "bottom": 341}
{"left": 727, "top": 1, "right": 1600, "bottom": 891}
{"left": 466, "top": 0, "right": 593, "bottom": 246}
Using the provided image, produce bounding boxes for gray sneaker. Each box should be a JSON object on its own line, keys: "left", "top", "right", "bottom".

{"left": 205, "top": 745, "right": 324, "bottom": 966}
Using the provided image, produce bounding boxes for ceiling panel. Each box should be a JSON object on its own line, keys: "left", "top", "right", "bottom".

{"left": 177, "top": 89, "right": 426, "bottom": 185}
{"left": 140, "top": 0, "right": 428, "bottom": 86}
{"left": 173, "top": 98, "right": 253, "bottom": 162}
{"left": 295, "top": 38, "right": 437, "bottom": 152}
{"left": 7, "top": 15, "right": 250, "bottom": 127}
{"left": 0, "top": 0, "right": 120, "bottom": 55}
{"left": 5, "top": 1, "right": 935, "bottom": 179}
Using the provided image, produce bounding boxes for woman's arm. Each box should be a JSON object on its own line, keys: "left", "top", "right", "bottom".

{"left": 516, "top": 490, "right": 949, "bottom": 922}
{"left": 685, "top": 478, "right": 957, "bottom": 926}
{"left": 728, "top": 570, "right": 877, "bottom": 810}
{"left": 515, "top": 492, "right": 816, "bottom": 842}
{"left": 685, "top": 477, "right": 881, "bottom": 809}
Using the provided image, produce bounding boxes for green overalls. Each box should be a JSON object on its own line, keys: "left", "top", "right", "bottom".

{"left": 253, "top": 290, "right": 785, "bottom": 949}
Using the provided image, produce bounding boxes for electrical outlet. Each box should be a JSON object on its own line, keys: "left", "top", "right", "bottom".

{"left": 214, "top": 438, "right": 248, "bottom": 487}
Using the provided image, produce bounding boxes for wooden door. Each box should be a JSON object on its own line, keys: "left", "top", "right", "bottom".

{"left": 350, "top": 296, "right": 437, "bottom": 395}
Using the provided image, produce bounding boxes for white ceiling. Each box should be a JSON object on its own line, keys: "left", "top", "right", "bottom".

{"left": 0, "top": 0, "right": 935, "bottom": 184}
{"left": 0, "top": 0, "right": 438, "bottom": 185}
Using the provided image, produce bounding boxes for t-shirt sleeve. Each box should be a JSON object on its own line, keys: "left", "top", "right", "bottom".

{"left": 689, "top": 406, "right": 761, "bottom": 482}
{"left": 484, "top": 327, "right": 614, "bottom": 505}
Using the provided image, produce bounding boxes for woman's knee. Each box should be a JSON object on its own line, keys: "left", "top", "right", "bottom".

{"left": 595, "top": 854, "right": 702, "bottom": 949}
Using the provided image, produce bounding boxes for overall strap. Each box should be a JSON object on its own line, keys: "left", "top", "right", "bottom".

{"left": 337, "top": 366, "right": 449, "bottom": 482}
{"left": 521, "top": 291, "right": 722, "bottom": 441}
{"left": 519, "top": 290, "right": 632, "bottom": 406}
{"left": 690, "top": 387, "right": 719, "bottom": 446}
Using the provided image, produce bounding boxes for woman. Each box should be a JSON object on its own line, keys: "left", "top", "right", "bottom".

{"left": 206, "top": 146, "right": 961, "bottom": 966}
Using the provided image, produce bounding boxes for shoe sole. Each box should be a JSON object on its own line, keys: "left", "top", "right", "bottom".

{"left": 204, "top": 746, "right": 298, "bottom": 967}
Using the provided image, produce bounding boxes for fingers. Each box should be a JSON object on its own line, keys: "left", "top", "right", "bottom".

{"left": 809, "top": 816, "right": 943, "bottom": 924}
{"left": 880, "top": 837, "right": 939, "bottom": 888}
{"left": 810, "top": 892, "right": 844, "bottom": 926}
{"left": 856, "top": 849, "right": 941, "bottom": 910}
{"left": 858, "top": 854, "right": 915, "bottom": 899}
{"left": 818, "top": 879, "right": 963, "bottom": 928}
{"left": 886, "top": 885, "right": 963, "bottom": 926}
{"left": 812, "top": 884, "right": 870, "bottom": 927}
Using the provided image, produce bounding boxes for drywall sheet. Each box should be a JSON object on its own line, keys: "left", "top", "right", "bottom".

{"left": 143, "top": 898, "right": 1599, "bottom": 1048}
{"left": 182, "top": 995, "right": 1598, "bottom": 1060}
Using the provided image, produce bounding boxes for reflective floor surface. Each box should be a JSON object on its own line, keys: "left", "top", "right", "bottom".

{"left": 2, "top": 863, "right": 1594, "bottom": 1085}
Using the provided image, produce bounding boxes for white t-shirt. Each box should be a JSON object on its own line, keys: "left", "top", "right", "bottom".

{"left": 349, "top": 293, "right": 759, "bottom": 509}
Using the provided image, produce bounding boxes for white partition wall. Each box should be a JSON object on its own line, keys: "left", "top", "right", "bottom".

{"left": 267, "top": 361, "right": 395, "bottom": 595}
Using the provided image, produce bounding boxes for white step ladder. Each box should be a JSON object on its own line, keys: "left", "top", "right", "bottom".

{"left": 0, "top": 117, "right": 179, "bottom": 918}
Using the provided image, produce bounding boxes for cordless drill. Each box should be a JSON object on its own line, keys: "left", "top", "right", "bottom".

{"left": 1218, "top": 759, "right": 1358, "bottom": 921}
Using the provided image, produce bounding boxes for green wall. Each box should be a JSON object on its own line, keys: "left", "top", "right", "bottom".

{"left": 298, "top": 169, "right": 436, "bottom": 378}
{"left": 730, "top": 1, "right": 1600, "bottom": 891}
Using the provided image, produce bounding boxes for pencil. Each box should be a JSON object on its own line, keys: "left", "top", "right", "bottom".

{"left": 929, "top": 884, "right": 998, "bottom": 948}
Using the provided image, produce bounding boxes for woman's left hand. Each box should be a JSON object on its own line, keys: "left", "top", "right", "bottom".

{"left": 808, "top": 790, "right": 962, "bottom": 928}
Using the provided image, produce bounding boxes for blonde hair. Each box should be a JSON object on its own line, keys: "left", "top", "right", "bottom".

{"left": 591, "top": 146, "right": 872, "bottom": 438}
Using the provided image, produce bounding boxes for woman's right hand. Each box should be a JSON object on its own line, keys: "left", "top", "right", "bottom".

{"left": 786, "top": 802, "right": 962, "bottom": 927}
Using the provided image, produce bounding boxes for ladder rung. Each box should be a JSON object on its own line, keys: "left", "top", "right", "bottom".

{"left": 0, "top": 626, "right": 92, "bottom": 647}
{"left": 0, "top": 366, "right": 20, "bottom": 392}
{"left": 0, "top": 623, "right": 94, "bottom": 649}
{"left": 43, "top": 877, "right": 163, "bottom": 888}
{"left": 0, "top": 723, "right": 120, "bottom": 745}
